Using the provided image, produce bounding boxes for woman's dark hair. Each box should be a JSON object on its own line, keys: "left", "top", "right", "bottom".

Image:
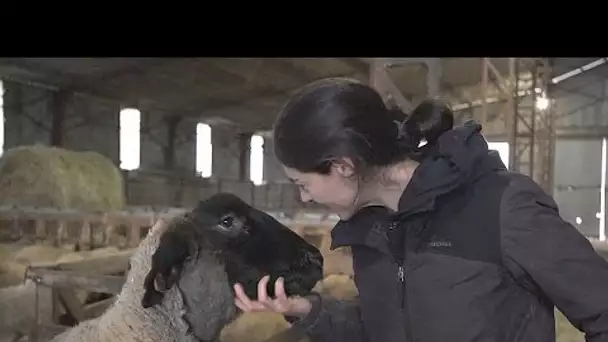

{"left": 273, "top": 77, "right": 454, "bottom": 175}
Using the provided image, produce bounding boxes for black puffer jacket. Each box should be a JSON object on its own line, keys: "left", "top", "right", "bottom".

{"left": 299, "top": 121, "right": 608, "bottom": 342}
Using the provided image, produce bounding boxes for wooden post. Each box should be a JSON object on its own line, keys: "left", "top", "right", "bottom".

{"left": 238, "top": 132, "right": 252, "bottom": 182}
{"left": 102, "top": 214, "right": 115, "bottom": 246}
{"left": 127, "top": 221, "right": 140, "bottom": 248}
{"left": 56, "top": 220, "right": 68, "bottom": 246}
{"left": 25, "top": 262, "right": 130, "bottom": 340}
{"left": 35, "top": 219, "right": 46, "bottom": 240}
{"left": 79, "top": 219, "right": 92, "bottom": 250}
{"left": 32, "top": 283, "right": 59, "bottom": 342}
{"left": 163, "top": 115, "right": 182, "bottom": 170}
{"left": 11, "top": 215, "right": 20, "bottom": 240}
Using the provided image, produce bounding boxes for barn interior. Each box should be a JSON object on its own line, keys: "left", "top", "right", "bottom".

{"left": 0, "top": 57, "right": 606, "bottom": 342}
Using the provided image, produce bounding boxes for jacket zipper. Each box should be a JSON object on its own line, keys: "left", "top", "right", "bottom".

{"left": 398, "top": 265, "right": 405, "bottom": 307}
{"left": 389, "top": 221, "right": 414, "bottom": 341}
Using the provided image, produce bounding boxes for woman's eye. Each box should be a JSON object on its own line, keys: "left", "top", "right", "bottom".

{"left": 220, "top": 216, "right": 234, "bottom": 227}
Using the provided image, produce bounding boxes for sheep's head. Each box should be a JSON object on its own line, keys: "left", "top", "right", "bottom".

{"left": 139, "top": 193, "right": 323, "bottom": 337}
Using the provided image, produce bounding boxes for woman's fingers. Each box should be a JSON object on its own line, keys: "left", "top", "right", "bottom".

{"left": 233, "top": 283, "right": 252, "bottom": 308}
{"left": 234, "top": 283, "right": 264, "bottom": 311}
{"left": 234, "top": 297, "right": 248, "bottom": 311}
{"left": 271, "top": 277, "right": 289, "bottom": 311}
{"left": 234, "top": 276, "right": 296, "bottom": 313}
{"left": 259, "top": 275, "right": 285, "bottom": 311}
{"left": 274, "top": 277, "right": 288, "bottom": 301}
{"left": 257, "top": 275, "right": 271, "bottom": 304}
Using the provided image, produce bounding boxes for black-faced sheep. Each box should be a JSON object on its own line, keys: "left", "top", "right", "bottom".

{"left": 48, "top": 193, "right": 324, "bottom": 342}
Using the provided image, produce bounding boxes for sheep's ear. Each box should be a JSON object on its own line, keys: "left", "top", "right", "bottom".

{"left": 142, "top": 270, "right": 163, "bottom": 308}
{"left": 153, "top": 267, "right": 180, "bottom": 292}
{"left": 142, "top": 266, "right": 182, "bottom": 308}
{"left": 142, "top": 229, "right": 190, "bottom": 309}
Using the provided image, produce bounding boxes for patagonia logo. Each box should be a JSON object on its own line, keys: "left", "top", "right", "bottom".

{"left": 429, "top": 240, "right": 452, "bottom": 247}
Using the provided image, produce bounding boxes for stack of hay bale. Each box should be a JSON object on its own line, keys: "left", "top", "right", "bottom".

{"left": 0, "top": 144, "right": 125, "bottom": 211}
{"left": 0, "top": 144, "right": 126, "bottom": 248}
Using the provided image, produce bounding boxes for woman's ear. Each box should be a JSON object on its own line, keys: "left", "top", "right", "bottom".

{"left": 332, "top": 158, "right": 356, "bottom": 178}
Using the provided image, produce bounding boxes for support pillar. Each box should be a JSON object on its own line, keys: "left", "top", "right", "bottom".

{"left": 210, "top": 124, "right": 240, "bottom": 180}
{"left": 481, "top": 58, "right": 555, "bottom": 194}
{"left": 369, "top": 58, "right": 443, "bottom": 113}
{"left": 162, "top": 115, "right": 182, "bottom": 170}
{"left": 237, "top": 132, "right": 252, "bottom": 182}
{"left": 425, "top": 58, "right": 443, "bottom": 97}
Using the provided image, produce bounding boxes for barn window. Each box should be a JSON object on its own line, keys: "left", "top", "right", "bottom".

{"left": 196, "top": 123, "right": 212, "bottom": 178}
{"left": 487, "top": 141, "right": 509, "bottom": 169}
{"left": 0, "top": 80, "right": 4, "bottom": 157}
{"left": 600, "top": 137, "right": 607, "bottom": 241}
{"left": 119, "top": 107, "right": 141, "bottom": 171}
{"left": 249, "top": 134, "right": 264, "bottom": 186}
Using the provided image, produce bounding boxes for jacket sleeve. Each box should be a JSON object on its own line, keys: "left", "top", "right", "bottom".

{"left": 285, "top": 293, "right": 368, "bottom": 342}
{"left": 500, "top": 174, "right": 608, "bottom": 341}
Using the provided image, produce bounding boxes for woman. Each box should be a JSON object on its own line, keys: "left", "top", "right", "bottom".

{"left": 233, "top": 77, "right": 608, "bottom": 342}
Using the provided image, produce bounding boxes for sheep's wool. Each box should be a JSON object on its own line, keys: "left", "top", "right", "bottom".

{"left": 49, "top": 219, "right": 197, "bottom": 342}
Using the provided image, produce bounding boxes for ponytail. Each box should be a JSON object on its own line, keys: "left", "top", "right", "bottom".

{"left": 393, "top": 98, "right": 455, "bottom": 160}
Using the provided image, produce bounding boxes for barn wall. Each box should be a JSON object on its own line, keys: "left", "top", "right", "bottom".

{"left": 553, "top": 71, "right": 608, "bottom": 128}
{"left": 0, "top": 80, "right": 306, "bottom": 212}
{"left": 553, "top": 139, "right": 603, "bottom": 237}
{"left": 551, "top": 73, "right": 607, "bottom": 238}
{"left": 263, "top": 137, "right": 289, "bottom": 183}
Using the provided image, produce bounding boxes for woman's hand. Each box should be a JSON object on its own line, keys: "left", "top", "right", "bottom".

{"left": 233, "top": 275, "right": 312, "bottom": 318}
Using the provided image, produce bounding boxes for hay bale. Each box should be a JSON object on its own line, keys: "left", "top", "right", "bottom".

{"left": 318, "top": 235, "right": 353, "bottom": 277}
{"left": 0, "top": 244, "right": 23, "bottom": 287}
{"left": 219, "top": 311, "right": 310, "bottom": 342}
{"left": 55, "top": 246, "right": 121, "bottom": 264}
{"left": 55, "top": 251, "right": 87, "bottom": 264}
{"left": 90, "top": 246, "right": 120, "bottom": 257}
{"left": 0, "top": 145, "right": 125, "bottom": 211}
{"left": 313, "top": 274, "right": 358, "bottom": 300}
{"left": 0, "top": 244, "right": 20, "bottom": 264}
{"left": 297, "top": 229, "right": 353, "bottom": 277}
{"left": 220, "top": 275, "right": 358, "bottom": 342}
{"left": 556, "top": 309, "right": 584, "bottom": 342}
{"left": 10, "top": 245, "right": 71, "bottom": 264}
{"left": 0, "top": 245, "right": 75, "bottom": 287}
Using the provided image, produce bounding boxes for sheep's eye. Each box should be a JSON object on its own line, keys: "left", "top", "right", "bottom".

{"left": 220, "top": 215, "right": 234, "bottom": 228}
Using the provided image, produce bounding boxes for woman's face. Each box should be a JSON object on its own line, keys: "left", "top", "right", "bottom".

{"left": 283, "top": 163, "right": 361, "bottom": 221}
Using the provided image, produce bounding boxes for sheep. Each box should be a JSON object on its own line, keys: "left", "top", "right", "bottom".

{"left": 48, "top": 193, "right": 324, "bottom": 342}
